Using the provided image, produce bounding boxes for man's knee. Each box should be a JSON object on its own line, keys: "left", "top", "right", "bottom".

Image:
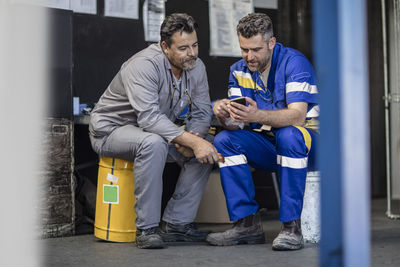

{"left": 214, "top": 130, "right": 234, "bottom": 150}
{"left": 89, "top": 135, "right": 103, "bottom": 155}
{"left": 140, "top": 134, "right": 168, "bottom": 153}
{"left": 275, "top": 126, "right": 307, "bottom": 153}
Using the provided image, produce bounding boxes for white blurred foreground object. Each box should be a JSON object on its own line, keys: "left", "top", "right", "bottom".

{"left": 0, "top": 2, "right": 48, "bottom": 266}
{"left": 301, "top": 171, "right": 321, "bottom": 243}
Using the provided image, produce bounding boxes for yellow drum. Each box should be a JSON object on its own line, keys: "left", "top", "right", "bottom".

{"left": 94, "top": 157, "right": 136, "bottom": 242}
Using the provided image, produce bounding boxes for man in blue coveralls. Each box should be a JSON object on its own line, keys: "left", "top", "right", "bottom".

{"left": 206, "top": 13, "right": 319, "bottom": 250}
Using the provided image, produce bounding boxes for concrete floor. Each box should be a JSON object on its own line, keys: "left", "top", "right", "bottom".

{"left": 42, "top": 199, "right": 400, "bottom": 267}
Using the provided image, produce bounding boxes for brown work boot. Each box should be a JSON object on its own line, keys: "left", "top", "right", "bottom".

{"left": 272, "top": 219, "right": 304, "bottom": 251}
{"left": 206, "top": 212, "right": 265, "bottom": 246}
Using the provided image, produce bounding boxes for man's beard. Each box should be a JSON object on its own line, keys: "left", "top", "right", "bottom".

{"left": 182, "top": 56, "right": 197, "bottom": 70}
{"left": 246, "top": 60, "right": 267, "bottom": 73}
{"left": 246, "top": 62, "right": 258, "bottom": 72}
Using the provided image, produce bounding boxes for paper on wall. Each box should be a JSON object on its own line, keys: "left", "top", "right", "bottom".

{"left": 209, "top": 0, "right": 254, "bottom": 57}
{"left": 143, "top": 0, "right": 165, "bottom": 42}
{"left": 70, "top": 0, "right": 96, "bottom": 14}
{"left": 105, "top": 0, "right": 139, "bottom": 19}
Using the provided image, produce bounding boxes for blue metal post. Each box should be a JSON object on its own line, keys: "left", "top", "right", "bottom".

{"left": 339, "top": 0, "right": 371, "bottom": 266}
{"left": 313, "top": 0, "right": 370, "bottom": 266}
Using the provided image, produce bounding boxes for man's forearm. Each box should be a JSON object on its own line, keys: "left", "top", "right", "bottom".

{"left": 173, "top": 131, "right": 220, "bottom": 164}
{"left": 255, "top": 108, "right": 306, "bottom": 128}
{"left": 173, "top": 131, "right": 203, "bottom": 150}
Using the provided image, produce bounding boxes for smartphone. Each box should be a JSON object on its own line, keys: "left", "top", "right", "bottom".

{"left": 231, "top": 97, "right": 247, "bottom": 106}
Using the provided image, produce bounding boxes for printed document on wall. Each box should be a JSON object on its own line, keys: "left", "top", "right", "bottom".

{"left": 143, "top": 0, "right": 165, "bottom": 42}
{"left": 22, "top": 0, "right": 97, "bottom": 14}
{"left": 209, "top": 0, "right": 253, "bottom": 57}
{"left": 46, "top": 0, "right": 70, "bottom": 10}
{"left": 70, "top": 0, "right": 97, "bottom": 14}
{"left": 105, "top": 0, "right": 139, "bottom": 19}
{"left": 20, "top": 0, "right": 69, "bottom": 10}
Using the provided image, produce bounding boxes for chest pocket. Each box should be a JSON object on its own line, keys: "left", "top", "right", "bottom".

{"left": 272, "top": 78, "right": 286, "bottom": 110}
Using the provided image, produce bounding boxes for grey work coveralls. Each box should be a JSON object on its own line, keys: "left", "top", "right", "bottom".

{"left": 89, "top": 44, "right": 213, "bottom": 229}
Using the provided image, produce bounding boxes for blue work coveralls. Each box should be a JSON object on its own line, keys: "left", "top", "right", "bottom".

{"left": 214, "top": 43, "right": 319, "bottom": 223}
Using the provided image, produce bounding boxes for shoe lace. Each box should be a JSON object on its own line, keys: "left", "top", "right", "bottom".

{"left": 142, "top": 227, "right": 158, "bottom": 235}
{"left": 174, "top": 223, "right": 196, "bottom": 232}
{"left": 185, "top": 223, "right": 196, "bottom": 230}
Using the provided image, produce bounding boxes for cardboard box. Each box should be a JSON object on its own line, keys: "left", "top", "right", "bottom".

{"left": 195, "top": 170, "right": 231, "bottom": 223}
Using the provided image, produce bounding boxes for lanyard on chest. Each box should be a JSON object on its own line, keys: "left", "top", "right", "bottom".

{"left": 168, "top": 70, "right": 192, "bottom": 112}
{"left": 254, "top": 72, "right": 273, "bottom": 103}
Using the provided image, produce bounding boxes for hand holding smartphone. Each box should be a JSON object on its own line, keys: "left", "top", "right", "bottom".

{"left": 230, "top": 97, "right": 247, "bottom": 106}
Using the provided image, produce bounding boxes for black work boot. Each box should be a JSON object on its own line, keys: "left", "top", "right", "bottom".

{"left": 272, "top": 219, "right": 304, "bottom": 251}
{"left": 159, "top": 221, "right": 210, "bottom": 242}
{"left": 206, "top": 212, "right": 265, "bottom": 246}
{"left": 136, "top": 227, "right": 165, "bottom": 249}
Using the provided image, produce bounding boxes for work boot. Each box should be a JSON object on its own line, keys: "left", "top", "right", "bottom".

{"left": 159, "top": 221, "right": 210, "bottom": 242}
{"left": 136, "top": 227, "right": 165, "bottom": 249}
{"left": 206, "top": 212, "right": 265, "bottom": 246}
{"left": 272, "top": 219, "right": 304, "bottom": 251}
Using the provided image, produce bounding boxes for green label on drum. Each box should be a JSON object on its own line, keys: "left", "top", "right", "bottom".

{"left": 103, "top": 185, "right": 119, "bottom": 204}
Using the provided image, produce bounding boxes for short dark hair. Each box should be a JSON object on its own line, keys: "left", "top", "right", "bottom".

{"left": 160, "top": 13, "right": 198, "bottom": 46}
{"left": 236, "top": 13, "right": 273, "bottom": 41}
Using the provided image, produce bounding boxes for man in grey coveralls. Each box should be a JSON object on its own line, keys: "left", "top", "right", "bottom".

{"left": 89, "top": 13, "right": 220, "bottom": 249}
